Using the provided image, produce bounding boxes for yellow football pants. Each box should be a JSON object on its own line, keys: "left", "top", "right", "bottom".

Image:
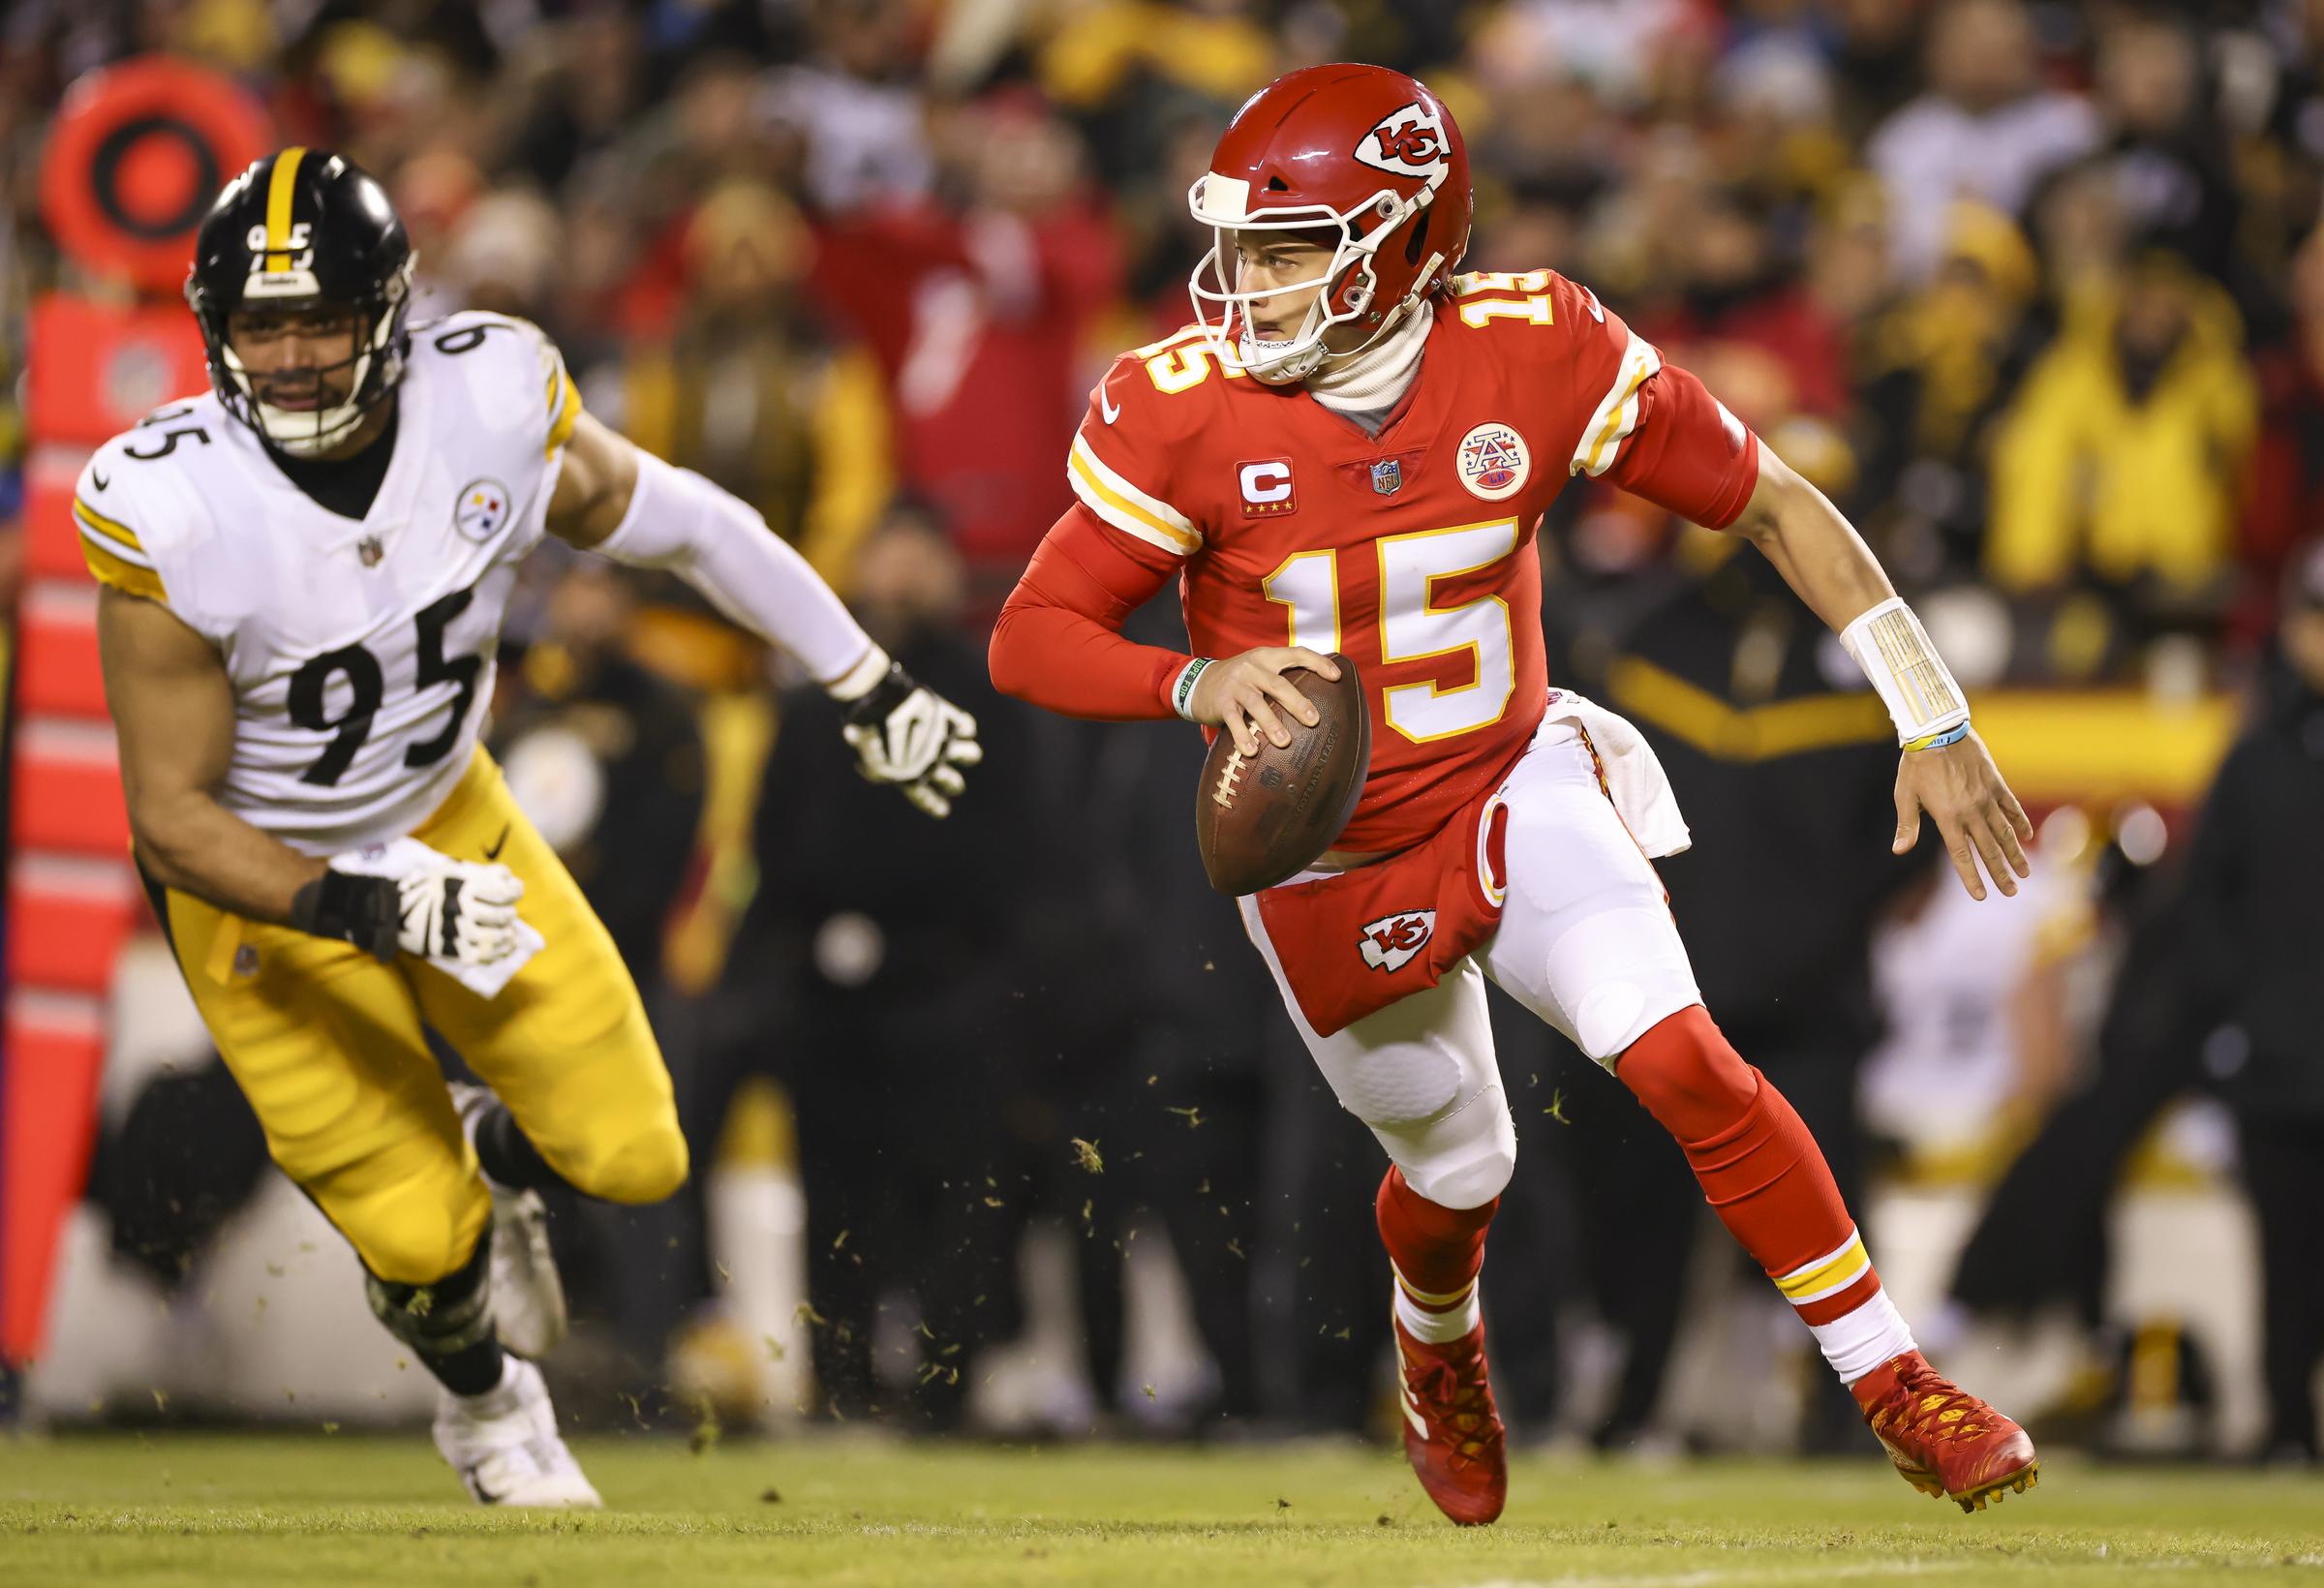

{"left": 156, "top": 749, "right": 688, "bottom": 1285}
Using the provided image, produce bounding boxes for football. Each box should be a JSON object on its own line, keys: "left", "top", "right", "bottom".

{"left": 1194, "top": 656, "right": 1370, "bottom": 896}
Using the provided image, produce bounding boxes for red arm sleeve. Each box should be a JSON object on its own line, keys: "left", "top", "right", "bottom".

{"left": 990, "top": 504, "right": 1190, "bottom": 720}
{"left": 1602, "top": 361, "right": 1761, "bottom": 531}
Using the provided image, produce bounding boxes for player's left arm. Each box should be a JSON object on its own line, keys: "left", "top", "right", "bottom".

{"left": 543, "top": 409, "right": 982, "bottom": 818}
{"left": 1587, "top": 338, "right": 2031, "bottom": 901}
{"left": 1726, "top": 450, "right": 2032, "bottom": 901}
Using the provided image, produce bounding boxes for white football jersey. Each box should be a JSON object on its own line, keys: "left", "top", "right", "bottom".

{"left": 76, "top": 310, "right": 583, "bottom": 856}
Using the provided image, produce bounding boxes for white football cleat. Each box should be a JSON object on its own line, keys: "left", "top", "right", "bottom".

{"left": 449, "top": 1082, "right": 568, "bottom": 1358}
{"left": 433, "top": 1356, "right": 601, "bottom": 1509}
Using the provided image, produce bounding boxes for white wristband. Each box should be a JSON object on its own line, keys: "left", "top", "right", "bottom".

{"left": 1170, "top": 657, "right": 1212, "bottom": 721}
{"left": 1838, "top": 596, "right": 1970, "bottom": 749}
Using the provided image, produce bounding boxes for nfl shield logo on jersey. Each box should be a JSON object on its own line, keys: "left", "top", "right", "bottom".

{"left": 1457, "top": 423, "right": 1530, "bottom": 502}
{"left": 454, "top": 478, "right": 511, "bottom": 541}
{"left": 1370, "top": 458, "right": 1402, "bottom": 496}
{"left": 1359, "top": 909, "right": 1436, "bottom": 974}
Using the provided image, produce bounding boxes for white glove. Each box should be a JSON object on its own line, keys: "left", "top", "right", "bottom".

{"left": 328, "top": 841, "right": 527, "bottom": 967}
{"left": 839, "top": 663, "right": 984, "bottom": 818}
{"left": 398, "top": 857, "right": 526, "bottom": 965}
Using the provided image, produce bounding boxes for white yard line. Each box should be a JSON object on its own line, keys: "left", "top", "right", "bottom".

{"left": 1430, "top": 1558, "right": 2290, "bottom": 1588}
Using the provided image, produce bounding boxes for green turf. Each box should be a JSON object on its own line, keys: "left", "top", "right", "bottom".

{"left": 2, "top": 1431, "right": 2319, "bottom": 1586}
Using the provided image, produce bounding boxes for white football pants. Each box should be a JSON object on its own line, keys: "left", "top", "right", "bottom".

{"left": 1238, "top": 719, "right": 1703, "bottom": 1210}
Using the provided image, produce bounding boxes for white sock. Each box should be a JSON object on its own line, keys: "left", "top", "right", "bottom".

{"left": 1393, "top": 1277, "right": 1481, "bottom": 1344}
{"left": 1815, "top": 1287, "right": 1917, "bottom": 1386}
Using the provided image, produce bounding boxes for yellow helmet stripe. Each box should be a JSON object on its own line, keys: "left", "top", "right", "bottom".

{"left": 264, "top": 146, "right": 308, "bottom": 267}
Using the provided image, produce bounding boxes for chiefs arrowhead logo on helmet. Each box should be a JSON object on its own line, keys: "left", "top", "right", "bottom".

{"left": 1355, "top": 103, "right": 1451, "bottom": 182}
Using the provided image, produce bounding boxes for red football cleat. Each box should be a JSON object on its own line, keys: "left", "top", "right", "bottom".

{"left": 1852, "top": 1350, "right": 2040, "bottom": 1512}
{"left": 1392, "top": 1315, "right": 1507, "bottom": 1525}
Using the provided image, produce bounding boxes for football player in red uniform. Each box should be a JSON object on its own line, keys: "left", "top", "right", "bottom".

{"left": 991, "top": 65, "right": 2040, "bottom": 1523}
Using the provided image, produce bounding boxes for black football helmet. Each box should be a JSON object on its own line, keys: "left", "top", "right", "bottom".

{"left": 185, "top": 147, "right": 414, "bottom": 456}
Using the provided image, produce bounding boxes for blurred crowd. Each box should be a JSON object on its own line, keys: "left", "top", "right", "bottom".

{"left": 9, "top": 0, "right": 2324, "bottom": 1462}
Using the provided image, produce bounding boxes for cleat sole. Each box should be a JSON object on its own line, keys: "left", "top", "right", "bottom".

{"left": 1951, "top": 1460, "right": 2040, "bottom": 1514}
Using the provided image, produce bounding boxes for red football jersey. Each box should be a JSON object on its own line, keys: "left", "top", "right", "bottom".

{"left": 1064, "top": 267, "right": 1757, "bottom": 854}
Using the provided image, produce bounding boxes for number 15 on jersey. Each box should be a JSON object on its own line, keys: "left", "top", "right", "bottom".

{"left": 1264, "top": 517, "right": 1520, "bottom": 746}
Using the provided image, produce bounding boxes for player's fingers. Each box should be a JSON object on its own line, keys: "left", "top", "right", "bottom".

{"left": 1244, "top": 690, "right": 1293, "bottom": 749}
{"left": 927, "top": 763, "right": 965, "bottom": 798}
{"left": 464, "top": 896, "right": 519, "bottom": 927}
{"left": 1942, "top": 817, "right": 1987, "bottom": 901}
{"left": 1257, "top": 671, "right": 1320, "bottom": 728}
{"left": 472, "top": 865, "right": 523, "bottom": 904}
{"left": 1891, "top": 782, "right": 1920, "bottom": 855}
{"left": 458, "top": 919, "right": 515, "bottom": 963}
{"left": 1284, "top": 646, "right": 1341, "bottom": 682}
{"left": 1968, "top": 813, "right": 2017, "bottom": 897}
{"left": 906, "top": 781, "right": 951, "bottom": 819}
{"left": 944, "top": 733, "right": 984, "bottom": 767}
{"left": 1223, "top": 698, "right": 1260, "bottom": 757}
{"left": 1989, "top": 802, "right": 2031, "bottom": 879}
{"left": 2001, "top": 780, "right": 2034, "bottom": 843}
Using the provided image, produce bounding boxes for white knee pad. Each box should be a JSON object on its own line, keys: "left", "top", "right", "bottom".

{"left": 1239, "top": 898, "right": 1519, "bottom": 1209}
{"left": 1368, "top": 1083, "right": 1517, "bottom": 1210}
{"left": 1331, "top": 1040, "right": 1465, "bottom": 1124}
{"left": 1548, "top": 907, "right": 1701, "bottom": 1064}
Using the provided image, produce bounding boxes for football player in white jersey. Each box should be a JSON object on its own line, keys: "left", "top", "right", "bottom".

{"left": 80, "top": 149, "right": 982, "bottom": 1507}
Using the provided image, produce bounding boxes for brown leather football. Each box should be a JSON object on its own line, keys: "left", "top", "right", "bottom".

{"left": 1194, "top": 656, "right": 1370, "bottom": 896}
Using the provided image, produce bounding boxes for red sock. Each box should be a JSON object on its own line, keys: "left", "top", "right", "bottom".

{"left": 1616, "top": 1006, "right": 1881, "bottom": 1321}
{"left": 1376, "top": 1165, "right": 1495, "bottom": 1309}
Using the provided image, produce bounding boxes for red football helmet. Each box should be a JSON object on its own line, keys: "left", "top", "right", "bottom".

{"left": 1188, "top": 63, "right": 1473, "bottom": 383}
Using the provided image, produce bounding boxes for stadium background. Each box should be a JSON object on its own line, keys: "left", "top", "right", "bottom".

{"left": 0, "top": 0, "right": 2315, "bottom": 1476}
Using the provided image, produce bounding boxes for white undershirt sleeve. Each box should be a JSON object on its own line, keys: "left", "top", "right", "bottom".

{"left": 591, "top": 446, "right": 886, "bottom": 696}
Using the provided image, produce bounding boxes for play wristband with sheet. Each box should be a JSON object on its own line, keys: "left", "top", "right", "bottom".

{"left": 1171, "top": 657, "right": 1212, "bottom": 721}
{"left": 1838, "top": 596, "right": 1970, "bottom": 748}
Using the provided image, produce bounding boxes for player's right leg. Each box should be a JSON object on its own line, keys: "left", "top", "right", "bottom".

{"left": 448, "top": 1081, "right": 566, "bottom": 1360}
{"left": 149, "top": 883, "right": 597, "bottom": 1508}
{"left": 1473, "top": 724, "right": 2036, "bottom": 1510}
{"left": 1239, "top": 901, "right": 1512, "bottom": 1525}
{"left": 405, "top": 754, "right": 688, "bottom": 1213}
{"left": 412, "top": 754, "right": 686, "bottom": 1360}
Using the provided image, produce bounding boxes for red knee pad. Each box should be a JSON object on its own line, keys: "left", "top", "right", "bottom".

{"left": 1613, "top": 1004, "right": 1759, "bottom": 1144}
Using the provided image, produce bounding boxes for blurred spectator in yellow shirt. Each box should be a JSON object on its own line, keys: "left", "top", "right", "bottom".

{"left": 619, "top": 179, "right": 892, "bottom": 593}
{"left": 1987, "top": 245, "right": 2256, "bottom": 599}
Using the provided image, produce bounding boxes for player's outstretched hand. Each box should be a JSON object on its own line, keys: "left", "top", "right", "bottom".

{"left": 398, "top": 855, "right": 526, "bottom": 965}
{"left": 1892, "top": 730, "right": 2034, "bottom": 901}
{"left": 841, "top": 666, "right": 983, "bottom": 818}
{"left": 1188, "top": 647, "right": 1342, "bottom": 756}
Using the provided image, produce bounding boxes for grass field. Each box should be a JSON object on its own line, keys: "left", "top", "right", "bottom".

{"left": 3, "top": 1432, "right": 2320, "bottom": 1586}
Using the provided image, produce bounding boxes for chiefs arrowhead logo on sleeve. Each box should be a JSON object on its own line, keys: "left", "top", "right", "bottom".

{"left": 1354, "top": 103, "right": 1451, "bottom": 182}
